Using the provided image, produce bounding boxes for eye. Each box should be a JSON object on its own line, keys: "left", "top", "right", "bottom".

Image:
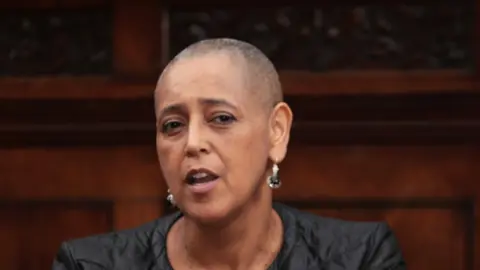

{"left": 161, "top": 120, "right": 184, "bottom": 134}
{"left": 210, "top": 113, "right": 236, "bottom": 125}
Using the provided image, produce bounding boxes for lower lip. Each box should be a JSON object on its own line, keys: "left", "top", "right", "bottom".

{"left": 188, "top": 179, "right": 218, "bottom": 194}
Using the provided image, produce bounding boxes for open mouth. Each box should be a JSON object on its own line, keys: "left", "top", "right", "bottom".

{"left": 185, "top": 169, "right": 219, "bottom": 185}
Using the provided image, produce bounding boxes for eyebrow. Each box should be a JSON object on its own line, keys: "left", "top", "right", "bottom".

{"left": 157, "top": 98, "right": 237, "bottom": 118}
{"left": 199, "top": 98, "right": 236, "bottom": 109}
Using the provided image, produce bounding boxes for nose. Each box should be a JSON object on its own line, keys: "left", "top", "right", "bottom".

{"left": 185, "top": 119, "right": 208, "bottom": 157}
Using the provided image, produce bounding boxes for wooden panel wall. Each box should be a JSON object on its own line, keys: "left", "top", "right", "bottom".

{"left": 0, "top": 201, "right": 112, "bottom": 269}
{"left": 1, "top": 0, "right": 479, "bottom": 269}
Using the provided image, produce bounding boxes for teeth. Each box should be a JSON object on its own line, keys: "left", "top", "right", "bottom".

{"left": 193, "top": 172, "right": 208, "bottom": 178}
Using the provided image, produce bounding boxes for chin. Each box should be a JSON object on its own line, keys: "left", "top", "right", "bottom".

{"left": 182, "top": 200, "right": 236, "bottom": 226}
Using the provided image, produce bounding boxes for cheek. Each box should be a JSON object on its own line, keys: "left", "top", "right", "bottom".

{"left": 156, "top": 140, "right": 183, "bottom": 187}
{"left": 224, "top": 129, "right": 270, "bottom": 183}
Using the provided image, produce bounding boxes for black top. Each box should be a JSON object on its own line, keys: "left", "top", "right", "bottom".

{"left": 52, "top": 203, "right": 406, "bottom": 269}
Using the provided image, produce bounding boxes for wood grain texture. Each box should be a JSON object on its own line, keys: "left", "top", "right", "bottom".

{"left": 280, "top": 70, "right": 476, "bottom": 95}
{"left": 113, "top": 199, "right": 163, "bottom": 230}
{"left": 274, "top": 146, "right": 480, "bottom": 200}
{"left": 0, "top": 201, "right": 112, "bottom": 270}
{"left": 0, "top": 147, "right": 164, "bottom": 199}
{"left": 113, "top": 0, "right": 162, "bottom": 78}
{"left": 0, "top": 77, "right": 155, "bottom": 99}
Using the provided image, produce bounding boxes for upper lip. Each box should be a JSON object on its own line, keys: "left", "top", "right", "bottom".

{"left": 184, "top": 167, "right": 219, "bottom": 181}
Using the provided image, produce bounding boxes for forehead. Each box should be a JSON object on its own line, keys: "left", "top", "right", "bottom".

{"left": 156, "top": 53, "right": 250, "bottom": 107}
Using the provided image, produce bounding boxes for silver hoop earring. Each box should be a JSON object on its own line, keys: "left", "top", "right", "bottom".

{"left": 267, "top": 163, "right": 281, "bottom": 189}
{"left": 166, "top": 189, "right": 176, "bottom": 205}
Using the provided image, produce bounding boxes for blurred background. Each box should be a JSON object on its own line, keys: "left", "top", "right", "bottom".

{"left": 1, "top": 0, "right": 479, "bottom": 269}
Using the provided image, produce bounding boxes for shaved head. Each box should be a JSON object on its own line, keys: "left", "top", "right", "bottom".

{"left": 156, "top": 38, "right": 283, "bottom": 109}
{"left": 154, "top": 39, "right": 293, "bottom": 225}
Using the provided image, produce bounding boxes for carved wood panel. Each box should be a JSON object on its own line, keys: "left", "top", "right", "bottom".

{"left": 168, "top": 4, "right": 474, "bottom": 71}
{"left": 0, "top": 8, "right": 112, "bottom": 75}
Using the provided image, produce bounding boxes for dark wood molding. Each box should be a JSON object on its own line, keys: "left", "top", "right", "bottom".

{"left": 3, "top": 93, "right": 479, "bottom": 123}
{"left": 2, "top": 120, "right": 480, "bottom": 147}
{"left": 293, "top": 121, "right": 480, "bottom": 145}
{"left": 0, "top": 71, "right": 475, "bottom": 99}
{"left": 1, "top": 93, "right": 479, "bottom": 147}
{"left": 277, "top": 197, "right": 473, "bottom": 210}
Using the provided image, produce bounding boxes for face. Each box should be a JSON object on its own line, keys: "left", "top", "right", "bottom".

{"left": 154, "top": 53, "right": 292, "bottom": 224}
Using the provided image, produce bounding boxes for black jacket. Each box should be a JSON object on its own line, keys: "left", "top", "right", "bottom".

{"left": 52, "top": 203, "right": 406, "bottom": 269}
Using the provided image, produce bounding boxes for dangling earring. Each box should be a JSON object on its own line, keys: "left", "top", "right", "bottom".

{"left": 166, "top": 189, "right": 176, "bottom": 205}
{"left": 267, "top": 163, "right": 281, "bottom": 189}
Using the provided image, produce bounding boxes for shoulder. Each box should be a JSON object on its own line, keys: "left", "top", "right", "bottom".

{"left": 52, "top": 212, "right": 179, "bottom": 270}
{"left": 275, "top": 203, "right": 406, "bottom": 269}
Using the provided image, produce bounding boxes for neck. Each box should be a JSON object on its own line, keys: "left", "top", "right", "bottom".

{"left": 181, "top": 188, "right": 280, "bottom": 269}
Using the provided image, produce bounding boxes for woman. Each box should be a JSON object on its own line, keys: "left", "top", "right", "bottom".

{"left": 53, "top": 38, "right": 406, "bottom": 269}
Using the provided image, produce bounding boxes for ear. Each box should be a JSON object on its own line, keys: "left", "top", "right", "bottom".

{"left": 268, "top": 102, "right": 293, "bottom": 163}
